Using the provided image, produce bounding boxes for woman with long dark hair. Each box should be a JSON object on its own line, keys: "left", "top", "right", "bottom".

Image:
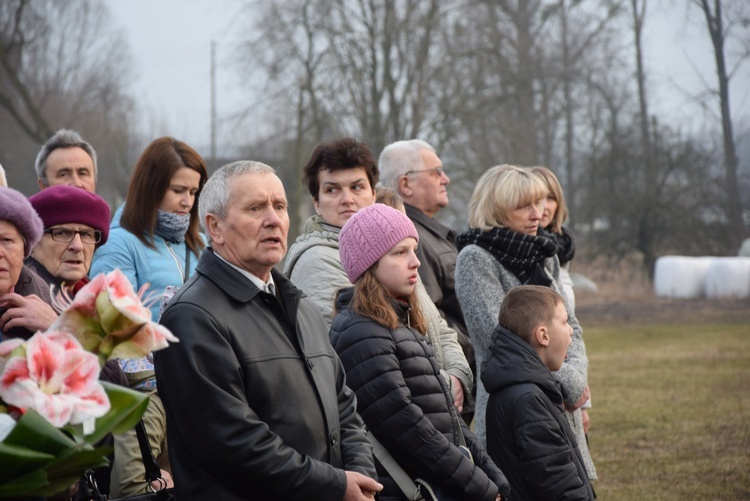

{"left": 92, "top": 137, "right": 207, "bottom": 315}
{"left": 91, "top": 136, "right": 207, "bottom": 497}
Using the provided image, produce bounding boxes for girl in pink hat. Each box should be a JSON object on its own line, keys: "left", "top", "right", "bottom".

{"left": 331, "top": 203, "right": 509, "bottom": 501}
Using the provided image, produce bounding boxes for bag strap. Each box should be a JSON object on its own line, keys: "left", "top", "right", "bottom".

{"left": 183, "top": 246, "right": 191, "bottom": 284}
{"left": 134, "top": 419, "right": 163, "bottom": 485}
{"left": 367, "top": 430, "right": 424, "bottom": 501}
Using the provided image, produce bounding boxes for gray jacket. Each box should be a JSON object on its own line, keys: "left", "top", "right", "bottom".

{"left": 405, "top": 204, "right": 473, "bottom": 369}
{"left": 284, "top": 215, "right": 473, "bottom": 401}
{"left": 455, "top": 244, "right": 596, "bottom": 479}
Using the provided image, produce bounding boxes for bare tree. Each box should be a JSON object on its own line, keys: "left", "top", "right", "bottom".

{"left": 0, "top": 0, "right": 53, "bottom": 143}
{"left": 552, "top": 0, "right": 623, "bottom": 222}
{"left": 0, "top": 0, "right": 138, "bottom": 200}
{"left": 693, "top": 0, "right": 749, "bottom": 245}
{"left": 238, "top": 0, "right": 462, "bottom": 234}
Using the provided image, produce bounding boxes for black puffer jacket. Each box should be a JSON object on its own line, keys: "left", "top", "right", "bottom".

{"left": 330, "top": 288, "right": 508, "bottom": 501}
{"left": 482, "top": 325, "right": 595, "bottom": 500}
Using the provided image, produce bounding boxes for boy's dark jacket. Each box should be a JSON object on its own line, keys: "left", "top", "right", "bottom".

{"left": 481, "top": 325, "right": 596, "bottom": 500}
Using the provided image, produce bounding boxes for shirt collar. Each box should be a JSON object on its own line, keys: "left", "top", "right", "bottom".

{"left": 213, "top": 253, "right": 276, "bottom": 294}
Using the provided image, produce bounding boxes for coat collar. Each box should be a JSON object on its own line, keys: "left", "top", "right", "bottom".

{"left": 195, "top": 248, "right": 299, "bottom": 304}
{"left": 404, "top": 203, "right": 454, "bottom": 241}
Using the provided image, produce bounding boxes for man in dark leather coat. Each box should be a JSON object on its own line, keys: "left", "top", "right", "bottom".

{"left": 155, "top": 161, "right": 381, "bottom": 501}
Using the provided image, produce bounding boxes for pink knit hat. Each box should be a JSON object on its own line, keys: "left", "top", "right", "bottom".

{"left": 339, "top": 204, "right": 419, "bottom": 283}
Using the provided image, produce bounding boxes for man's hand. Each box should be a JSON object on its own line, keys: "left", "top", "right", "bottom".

{"left": 149, "top": 469, "right": 174, "bottom": 491}
{"left": 450, "top": 374, "right": 464, "bottom": 413}
{"left": 343, "top": 471, "right": 382, "bottom": 501}
{"left": 0, "top": 293, "right": 58, "bottom": 334}
{"left": 565, "top": 385, "right": 590, "bottom": 413}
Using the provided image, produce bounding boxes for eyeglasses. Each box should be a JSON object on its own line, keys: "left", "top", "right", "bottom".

{"left": 45, "top": 228, "right": 102, "bottom": 244}
{"left": 404, "top": 167, "right": 445, "bottom": 177}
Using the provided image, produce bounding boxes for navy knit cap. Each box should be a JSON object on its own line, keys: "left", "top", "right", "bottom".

{"left": 339, "top": 203, "right": 419, "bottom": 283}
{"left": 0, "top": 187, "right": 44, "bottom": 257}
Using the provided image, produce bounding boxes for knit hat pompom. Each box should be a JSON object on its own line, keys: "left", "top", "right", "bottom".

{"left": 29, "top": 185, "right": 111, "bottom": 247}
{"left": 339, "top": 203, "right": 419, "bottom": 283}
{"left": 0, "top": 187, "right": 44, "bottom": 257}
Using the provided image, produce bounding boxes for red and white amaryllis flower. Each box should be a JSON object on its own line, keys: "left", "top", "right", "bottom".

{"left": 0, "top": 332, "right": 109, "bottom": 434}
{"left": 51, "top": 269, "right": 178, "bottom": 361}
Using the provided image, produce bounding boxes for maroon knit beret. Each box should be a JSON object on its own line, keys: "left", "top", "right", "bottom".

{"left": 29, "top": 185, "right": 111, "bottom": 247}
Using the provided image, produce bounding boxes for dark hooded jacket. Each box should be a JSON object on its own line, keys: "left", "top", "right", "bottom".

{"left": 481, "top": 325, "right": 595, "bottom": 500}
{"left": 330, "top": 288, "right": 509, "bottom": 501}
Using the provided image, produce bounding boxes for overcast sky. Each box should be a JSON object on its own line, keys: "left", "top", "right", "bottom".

{"left": 108, "top": 1, "right": 750, "bottom": 156}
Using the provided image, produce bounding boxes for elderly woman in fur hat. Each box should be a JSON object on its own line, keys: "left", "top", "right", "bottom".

{"left": 0, "top": 187, "right": 58, "bottom": 340}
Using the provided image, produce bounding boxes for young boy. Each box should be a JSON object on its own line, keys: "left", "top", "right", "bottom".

{"left": 481, "top": 285, "right": 596, "bottom": 500}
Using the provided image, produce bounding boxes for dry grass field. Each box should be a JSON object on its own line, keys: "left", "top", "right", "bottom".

{"left": 574, "top": 261, "right": 750, "bottom": 500}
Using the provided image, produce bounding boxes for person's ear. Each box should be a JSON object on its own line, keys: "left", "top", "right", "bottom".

{"left": 535, "top": 324, "right": 550, "bottom": 347}
{"left": 313, "top": 197, "right": 321, "bottom": 216}
{"left": 398, "top": 175, "right": 411, "bottom": 198}
{"left": 205, "top": 214, "right": 224, "bottom": 245}
{"left": 37, "top": 178, "right": 46, "bottom": 191}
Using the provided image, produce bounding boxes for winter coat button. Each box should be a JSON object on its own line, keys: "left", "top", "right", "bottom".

{"left": 329, "top": 432, "right": 338, "bottom": 446}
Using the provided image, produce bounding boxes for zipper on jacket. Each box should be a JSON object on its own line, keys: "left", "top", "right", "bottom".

{"left": 165, "top": 242, "right": 185, "bottom": 283}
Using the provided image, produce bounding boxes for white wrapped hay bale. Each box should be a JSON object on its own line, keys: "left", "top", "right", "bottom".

{"left": 705, "top": 257, "right": 750, "bottom": 299}
{"left": 739, "top": 239, "right": 750, "bottom": 257}
{"left": 654, "top": 256, "right": 712, "bottom": 298}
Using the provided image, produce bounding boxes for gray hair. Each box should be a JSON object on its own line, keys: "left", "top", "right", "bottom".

{"left": 35, "top": 129, "right": 98, "bottom": 185}
{"left": 199, "top": 160, "right": 276, "bottom": 226}
{"left": 378, "top": 139, "right": 436, "bottom": 190}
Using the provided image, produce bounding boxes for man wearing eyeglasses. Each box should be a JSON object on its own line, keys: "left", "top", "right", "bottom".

{"left": 25, "top": 185, "right": 110, "bottom": 296}
{"left": 379, "top": 139, "right": 476, "bottom": 422}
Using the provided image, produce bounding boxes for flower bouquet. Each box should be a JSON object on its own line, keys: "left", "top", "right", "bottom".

{"left": 0, "top": 269, "right": 178, "bottom": 498}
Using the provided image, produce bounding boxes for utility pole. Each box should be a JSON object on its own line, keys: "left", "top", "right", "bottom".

{"left": 210, "top": 40, "right": 217, "bottom": 161}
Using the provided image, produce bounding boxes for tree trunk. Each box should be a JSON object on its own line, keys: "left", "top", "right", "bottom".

{"left": 699, "top": 0, "right": 745, "bottom": 246}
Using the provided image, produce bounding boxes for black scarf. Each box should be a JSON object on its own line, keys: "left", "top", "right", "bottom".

{"left": 456, "top": 226, "right": 558, "bottom": 286}
{"left": 542, "top": 226, "right": 576, "bottom": 267}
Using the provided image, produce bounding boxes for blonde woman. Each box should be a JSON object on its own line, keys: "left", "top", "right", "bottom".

{"left": 454, "top": 165, "right": 596, "bottom": 480}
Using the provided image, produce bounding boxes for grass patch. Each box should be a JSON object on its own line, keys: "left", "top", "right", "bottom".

{"left": 587, "top": 323, "right": 750, "bottom": 500}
